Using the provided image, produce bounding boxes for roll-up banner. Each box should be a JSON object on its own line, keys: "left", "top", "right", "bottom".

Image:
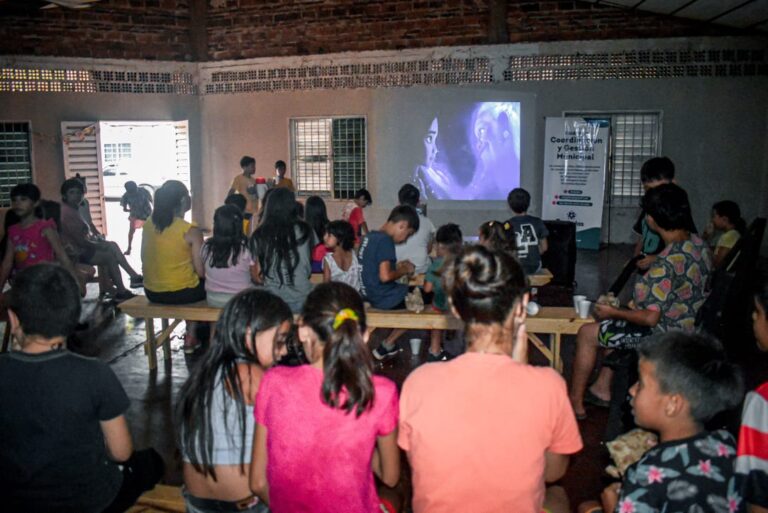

{"left": 542, "top": 117, "right": 610, "bottom": 250}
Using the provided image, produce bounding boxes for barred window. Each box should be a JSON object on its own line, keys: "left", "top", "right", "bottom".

{"left": 103, "top": 142, "right": 132, "bottom": 164}
{"left": 0, "top": 122, "right": 33, "bottom": 207}
{"left": 290, "top": 116, "right": 367, "bottom": 198}
{"left": 565, "top": 111, "right": 662, "bottom": 206}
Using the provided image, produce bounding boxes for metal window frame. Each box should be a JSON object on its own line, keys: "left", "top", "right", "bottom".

{"left": 0, "top": 120, "right": 35, "bottom": 208}
{"left": 289, "top": 115, "right": 368, "bottom": 198}
{"left": 563, "top": 110, "right": 663, "bottom": 207}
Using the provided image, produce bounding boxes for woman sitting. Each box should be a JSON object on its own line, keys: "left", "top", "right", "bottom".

{"left": 569, "top": 183, "right": 713, "bottom": 419}
{"left": 177, "top": 290, "right": 292, "bottom": 513}
{"left": 398, "top": 245, "right": 581, "bottom": 513}
{"left": 141, "top": 181, "right": 205, "bottom": 350}
{"left": 250, "top": 187, "right": 312, "bottom": 313}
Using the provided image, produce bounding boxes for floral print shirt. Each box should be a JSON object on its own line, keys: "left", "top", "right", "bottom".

{"left": 615, "top": 430, "right": 742, "bottom": 513}
{"left": 633, "top": 234, "right": 712, "bottom": 333}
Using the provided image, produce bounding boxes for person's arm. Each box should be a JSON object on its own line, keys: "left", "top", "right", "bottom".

{"left": 100, "top": 414, "right": 133, "bottom": 462}
{"left": 185, "top": 226, "right": 205, "bottom": 278}
{"left": 379, "top": 260, "right": 413, "bottom": 283}
{"left": 360, "top": 221, "right": 369, "bottom": 236}
{"left": 539, "top": 237, "right": 548, "bottom": 255}
{"left": 250, "top": 423, "right": 270, "bottom": 505}
{"left": 0, "top": 238, "right": 14, "bottom": 291}
{"left": 713, "top": 246, "right": 729, "bottom": 268}
{"left": 544, "top": 451, "right": 569, "bottom": 483}
{"left": 373, "top": 430, "right": 400, "bottom": 488}
{"left": 43, "top": 226, "right": 85, "bottom": 296}
{"left": 250, "top": 262, "right": 261, "bottom": 285}
{"left": 322, "top": 257, "right": 331, "bottom": 283}
{"left": 227, "top": 188, "right": 235, "bottom": 198}
{"left": 594, "top": 303, "right": 661, "bottom": 327}
{"left": 422, "top": 280, "right": 434, "bottom": 294}
{"left": 600, "top": 482, "right": 621, "bottom": 513}
{"left": 633, "top": 237, "right": 643, "bottom": 257}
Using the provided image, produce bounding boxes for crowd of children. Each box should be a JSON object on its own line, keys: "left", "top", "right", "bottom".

{"left": 0, "top": 153, "right": 765, "bottom": 513}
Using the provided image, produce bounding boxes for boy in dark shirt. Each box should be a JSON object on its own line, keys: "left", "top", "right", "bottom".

{"left": 119, "top": 180, "right": 152, "bottom": 255}
{"left": 359, "top": 205, "right": 419, "bottom": 360}
{"left": 505, "top": 188, "right": 548, "bottom": 275}
{"left": 632, "top": 157, "right": 675, "bottom": 270}
{"left": 596, "top": 332, "right": 744, "bottom": 513}
{"left": 0, "top": 264, "right": 163, "bottom": 512}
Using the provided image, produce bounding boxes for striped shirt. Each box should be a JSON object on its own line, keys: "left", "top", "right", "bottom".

{"left": 736, "top": 382, "right": 768, "bottom": 508}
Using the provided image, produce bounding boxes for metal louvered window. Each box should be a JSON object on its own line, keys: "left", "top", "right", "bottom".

{"left": 290, "top": 116, "right": 367, "bottom": 198}
{"left": 0, "top": 122, "right": 33, "bottom": 208}
{"left": 565, "top": 111, "right": 662, "bottom": 207}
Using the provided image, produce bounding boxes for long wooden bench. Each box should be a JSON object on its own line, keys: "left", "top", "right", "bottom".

{"left": 309, "top": 268, "right": 553, "bottom": 288}
{"left": 119, "top": 295, "right": 589, "bottom": 372}
{"left": 127, "top": 484, "right": 185, "bottom": 513}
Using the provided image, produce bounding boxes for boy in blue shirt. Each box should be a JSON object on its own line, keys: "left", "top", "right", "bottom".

{"left": 359, "top": 205, "right": 419, "bottom": 360}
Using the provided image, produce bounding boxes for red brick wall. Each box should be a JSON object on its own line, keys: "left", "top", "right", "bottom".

{"left": 0, "top": 0, "right": 191, "bottom": 61}
{"left": 207, "top": 0, "right": 737, "bottom": 60}
{"left": 0, "top": 0, "right": 737, "bottom": 62}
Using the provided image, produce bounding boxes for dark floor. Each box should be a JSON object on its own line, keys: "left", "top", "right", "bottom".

{"left": 44, "top": 244, "right": 768, "bottom": 512}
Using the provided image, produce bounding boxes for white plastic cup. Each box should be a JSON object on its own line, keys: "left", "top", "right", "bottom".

{"left": 409, "top": 338, "right": 422, "bottom": 357}
{"left": 573, "top": 295, "right": 586, "bottom": 313}
{"left": 577, "top": 299, "right": 592, "bottom": 319}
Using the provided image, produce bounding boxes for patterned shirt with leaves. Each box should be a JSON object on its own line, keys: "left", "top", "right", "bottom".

{"left": 615, "top": 430, "right": 742, "bottom": 513}
{"left": 633, "top": 234, "right": 712, "bottom": 333}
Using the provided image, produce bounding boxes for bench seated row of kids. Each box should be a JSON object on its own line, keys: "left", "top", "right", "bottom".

{"left": 6, "top": 255, "right": 768, "bottom": 513}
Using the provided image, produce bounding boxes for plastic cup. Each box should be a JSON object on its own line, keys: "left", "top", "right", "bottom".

{"left": 409, "top": 338, "right": 422, "bottom": 357}
{"left": 577, "top": 299, "right": 592, "bottom": 319}
{"left": 573, "top": 295, "right": 586, "bottom": 313}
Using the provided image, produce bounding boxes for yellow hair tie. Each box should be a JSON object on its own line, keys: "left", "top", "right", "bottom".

{"left": 332, "top": 308, "right": 359, "bottom": 330}
{"left": 503, "top": 222, "right": 511, "bottom": 230}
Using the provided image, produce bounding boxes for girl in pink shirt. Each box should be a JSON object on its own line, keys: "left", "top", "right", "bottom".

{"left": 250, "top": 282, "right": 400, "bottom": 513}
{"left": 202, "top": 205, "right": 258, "bottom": 308}
{"left": 0, "top": 183, "right": 82, "bottom": 295}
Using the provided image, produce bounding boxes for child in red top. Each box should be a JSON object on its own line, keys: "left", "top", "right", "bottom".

{"left": 0, "top": 183, "right": 82, "bottom": 295}
{"left": 736, "top": 281, "right": 768, "bottom": 513}
{"left": 342, "top": 188, "right": 372, "bottom": 245}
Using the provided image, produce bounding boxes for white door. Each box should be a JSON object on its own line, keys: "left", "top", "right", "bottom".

{"left": 61, "top": 121, "right": 108, "bottom": 235}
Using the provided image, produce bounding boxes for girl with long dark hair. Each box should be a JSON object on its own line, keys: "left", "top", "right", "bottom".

{"left": 304, "top": 195, "right": 329, "bottom": 273}
{"left": 250, "top": 282, "right": 400, "bottom": 512}
{"left": 250, "top": 187, "right": 312, "bottom": 313}
{"left": 708, "top": 200, "right": 747, "bottom": 268}
{"left": 178, "top": 289, "right": 293, "bottom": 513}
{"left": 202, "top": 205, "right": 257, "bottom": 307}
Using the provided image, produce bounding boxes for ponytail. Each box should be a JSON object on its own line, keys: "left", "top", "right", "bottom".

{"left": 301, "top": 283, "right": 375, "bottom": 417}
{"left": 152, "top": 180, "right": 189, "bottom": 232}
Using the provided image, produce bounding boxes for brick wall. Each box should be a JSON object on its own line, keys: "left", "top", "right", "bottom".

{"left": 0, "top": 0, "right": 738, "bottom": 62}
{"left": 207, "top": 0, "right": 737, "bottom": 61}
{"left": 0, "top": 0, "right": 191, "bottom": 61}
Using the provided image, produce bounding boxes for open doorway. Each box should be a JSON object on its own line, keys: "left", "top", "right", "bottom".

{"left": 99, "top": 121, "right": 190, "bottom": 263}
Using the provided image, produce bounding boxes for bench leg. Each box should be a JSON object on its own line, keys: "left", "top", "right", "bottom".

{"left": 161, "top": 319, "right": 170, "bottom": 361}
{"left": 528, "top": 333, "right": 553, "bottom": 366}
{"left": 553, "top": 334, "right": 563, "bottom": 373}
{"left": 144, "top": 318, "right": 157, "bottom": 370}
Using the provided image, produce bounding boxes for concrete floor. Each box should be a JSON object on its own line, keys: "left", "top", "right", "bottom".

{"left": 29, "top": 242, "right": 768, "bottom": 512}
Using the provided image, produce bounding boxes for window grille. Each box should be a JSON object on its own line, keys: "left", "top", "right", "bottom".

{"left": 103, "top": 142, "right": 132, "bottom": 164}
{"left": 565, "top": 111, "right": 662, "bottom": 206}
{"left": 290, "top": 117, "right": 367, "bottom": 198}
{"left": 0, "top": 122, "right": 33, "bottom": 207}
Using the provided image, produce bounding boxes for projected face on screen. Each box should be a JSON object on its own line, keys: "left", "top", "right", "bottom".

{"left": 410, "top": 102, "right": 520, "bottom": 201}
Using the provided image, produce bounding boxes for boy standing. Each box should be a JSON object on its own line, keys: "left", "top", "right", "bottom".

{"left": 423, "top": 223, "right": 462, "bottom": 361}
{"left": 0, "top": 264, "right": 164, "bottom": 512}
{"left": 598, "top": 332, "right": 744, "bottom": 513}
{"left": 358, "top": 205, "right": 418, "bottom": 360}
{"left": 505, "top": 188, "right": 548, "bottom": 275}
{"left": 342, "top": 188, "right": 372, "bottom": 245}
{"left": 272, "top": 160, "right": 295, "bottom": 192}
{"left": 395, "top": 184, "right": 436, "bottom": 274}
{"left": 119, "top": 181, "right": 152, "bottom": 256}
{"left": 632, "top": 157, "right": 675, "bottom": 270}
{"left": 228, "top": 156, "right": 259, "bottom": 219}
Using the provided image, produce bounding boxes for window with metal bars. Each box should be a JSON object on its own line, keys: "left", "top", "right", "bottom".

{"left": 0, "top": 122, "right": 33, "bottom": 208}
{"left": 565, "top": 111, "right": 662, "bottom": 206}
{"left": 103, "top": 142, "right": 132, "bottom": 164}
{"left": 290, "top": 117, "right": 366, "bottom": 198}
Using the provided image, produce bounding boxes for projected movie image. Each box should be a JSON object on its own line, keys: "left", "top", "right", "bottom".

{"left": 410, "top": 101, "right": 520, "bottom": 201}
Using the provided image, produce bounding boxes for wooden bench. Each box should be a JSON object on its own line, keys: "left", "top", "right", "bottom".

{"left": 127, "top": 484, "right": 185, "bottom": 513}
{"left": 119, "top": 295, "right": 590, "bottom": 372}
{"left": 310, "top": 268, "right": 554, "bottom": 288}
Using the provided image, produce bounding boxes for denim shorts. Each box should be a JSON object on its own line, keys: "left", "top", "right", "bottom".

{"left": 182, "top": 488, "right": 269, "bottom": 513}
